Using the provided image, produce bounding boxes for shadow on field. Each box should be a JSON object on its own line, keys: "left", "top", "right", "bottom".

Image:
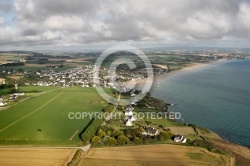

{"left": 78, "top": 118, "right": 94, "bottom": 140}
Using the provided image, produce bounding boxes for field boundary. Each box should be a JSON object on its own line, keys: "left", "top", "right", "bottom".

{"left": 69, "top": 130, "right": 79, "bottom": 141}
{"left": 0, "top": 92, "right": 64, "bottom": 133}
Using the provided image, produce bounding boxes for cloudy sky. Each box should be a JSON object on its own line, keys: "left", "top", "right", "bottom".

{"left": 0, "top": 0, "right": 250, "bottom": 50}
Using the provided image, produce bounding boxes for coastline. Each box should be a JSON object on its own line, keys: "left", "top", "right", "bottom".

{"left": 121, "top": 58, "right": 229, "bottom": 88}
{"left": 150, "top": 58, "right": 250, "bottom": 164}
{"left": 194, "top": 125, "right": 250, "bottom": 165}
{"left": 124, "top": 58, "right": 250, "bottom": 164}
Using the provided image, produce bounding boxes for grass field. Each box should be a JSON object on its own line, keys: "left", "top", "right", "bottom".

{"left": 167, "top": 126, "right": 196, "bottom": 135}
{"left": 0, "top": 66, "right": 46, "bottom": 72}
{"left": 79, "top": 144, "right": 231, "bottom": 166}
{"left": 133, "top": 109, "right": 183, "bottom": 127}
{"left": 18, "top": 85, "right": 61, "bottom": 92}
{"left": 0, "top": 148, "right": 75, "bottom": 166}
{"left": 0, "top": 88, "right": 12, "bottom": 96}
{"left": 0, "top": 65, "right": 75, "bottom": 72}
{"left": 0, "top": 87, "right": 110, "bottom": 146}
{"left": 0, "top": 86, "right": 59, "bottom": 96}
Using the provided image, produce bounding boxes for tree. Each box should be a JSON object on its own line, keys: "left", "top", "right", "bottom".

{"left": 117, "top": 135, "right": 129, "bottom": 145}
{"left": 91, "top": 136, "right": 102, "bottom": 145}
{"left": 146, "top": 120, "right": 152, "bottom": 125}
{"left": 106, "top": 131, "right": 111, "bottom": 136}
{"left": 104, "top": 105, "right": 114, "bottom": 113}
{"left": 97, "top": 129, "right": 106, "bottom": 138}
{"left": 81, "top": 135, "right": 89, "bottom": 145}
{"left": 133, "top": 137, "right": 142, "bottom": 145}
{"left": 17, "top": 68, "right": 24, "bottom": 73}
{"left": 112, "top": 130, "right": 124, "bottom": 138}
{"left": 105, "top": 137, "right": 117, "bottom": 146}
{"left": 158, "top": 131, "right": 174, "bottom": 141}
{"left": 98, "top": 126, "right": 111, "bottom": 132}
{"left": 124, "top": 129, "right": 132, "bottom": 136}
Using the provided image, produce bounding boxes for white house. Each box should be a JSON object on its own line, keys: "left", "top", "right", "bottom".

{"left": 142, "top": 127, "right": 159, "bottom": 136}
{"left": 13, "top": 93, "right": 25, "bottom": 96}
{"left": 0, "top": 101, "right": 7, "bottom": 106}
{"left": 126, "top": 105, "right": 134, "bottom": 111}
{"left": 174, "top": 134, "right": 187, "bottom": 143}
{"left": 128, "top": 115, "right": 136, "bottom": 122}
{"left": 130, "top": 97, "right": 138, "bottom": 105}
{"left": 125, "top": 119, "right": 133, "bottom": 126}
{"left": 125, "top": 110, "right": 133, "bottom": 116}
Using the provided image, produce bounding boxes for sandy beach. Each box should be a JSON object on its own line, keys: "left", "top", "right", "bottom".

{"left": 121, "top": 58, "right": 229, "bottom": 88}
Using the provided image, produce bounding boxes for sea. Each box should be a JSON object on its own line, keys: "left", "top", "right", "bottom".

{"left": 150, "top": 59, "right": 250, "bottom": 148}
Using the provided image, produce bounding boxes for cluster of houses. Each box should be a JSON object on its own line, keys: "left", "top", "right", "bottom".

{"left": 0, "top": 92, "right": 25, "bottom": 107}
{"left": 122, "top": 104, "right": 186, "bottom": 143}
{"left": 124, "top": 105, "right": 136, "bottom": 126}
{"left": 27, "top": 64, "right": 147, "bottom": 88}
{"left": 123, "top": 105, "right": 159, "bottom": 136}
{"left": 30, "top": 65, "right": 100, "bottom": 87}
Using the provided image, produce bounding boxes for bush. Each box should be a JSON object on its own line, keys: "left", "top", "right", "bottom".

{"left": 142, "top": 136, "right": 150, "bottom": 144}
{"left": 117, "top": 135, "right": 129, "bottom": 145}
{"left": 104, "top": 104, "right": 115, "bottom": 113}
{"left": 97, "top": 129, "right": 106, "bottom": 138}
{"left": 192, "top": 140, "right": 215, "bottom": 151}
{"left": 91, "top": 136, "right": 102, "bottom": 145}
{"left": 133, "top": 137, "right": 142, "bottom": 145}
{"left": 192, "top": 140, "right": 228, "bottom": 154}
{"left": 0, "top": 84, "right": 14, "bottom": 89}
{"left": 67, "top": 149, "right": 83, "bottom": 166}
{"left": 98, "top": 126, "right": 112, "bottom": 132}
{"left": 158, "top": 131, "right": 174, "bottom": 141}
{"left": 105, "top": 137, "right": 117, "bottom": 146}
{"left": 123, "top": 128, "right": 141, "bottom": 137}
{"left": 112, "top": 130, "right": 124, "bottom": 138}
{"left": 106, "top": 131, "right": 112, "bottom": 136}
{"left": 81, "top": 118, "right": 103, "bottom": 145}
{"left": 10, "top": 88, "right": 20, "bottom": 93}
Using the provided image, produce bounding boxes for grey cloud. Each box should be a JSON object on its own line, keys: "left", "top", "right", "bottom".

{"left": 0, "top": 1, "right": 12, "bottom": 13}
{"left": 1, "top": 0, "right": 250, "bottom": 49}
{"left": 22, "top": 29, "right": 39, "bottom": 36}
{"left": 15, "top": 0, "right": 101, "bottom": 22}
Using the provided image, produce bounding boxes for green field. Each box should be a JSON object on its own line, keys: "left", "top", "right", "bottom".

{"left": 133, "top": 108, "right": 183, "bottom": 127}
{"left": 0, "top": 87, "right": 110, "bottom": 146}
{"left": 19, "top": 85, "right": 61, "bottom": 92}
{"left": 0, "top": 86, "right": 59, "bottom": 96}
{"left": 0, "top": 88, "right": 12, "bottom": 96}
{"left": 0, "top": 65, "right": 75, "bottom": 72}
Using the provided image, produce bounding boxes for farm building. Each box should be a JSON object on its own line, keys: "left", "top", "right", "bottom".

{"left": 142, "top": 127, "right": 159, "bottom": 136}
{"left": 174, "top": 134, "right": 187, "bottom": 143}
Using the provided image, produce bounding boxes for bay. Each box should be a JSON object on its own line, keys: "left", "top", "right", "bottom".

{"left": 151, "top": 59, "right": 250, "bottom": 147}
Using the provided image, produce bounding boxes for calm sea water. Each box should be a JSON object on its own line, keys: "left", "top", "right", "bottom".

{"left": 150, "top": 59, "right": 250, "bottom": 148}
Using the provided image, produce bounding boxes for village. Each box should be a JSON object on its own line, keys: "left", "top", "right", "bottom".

{"left": 24, "top": 64, "right": 151, "bottom": 88}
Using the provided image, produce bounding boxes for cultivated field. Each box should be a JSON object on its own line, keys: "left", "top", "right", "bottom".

{"left": 79, "top": 144, "right": 232, "bottom": 166}
{"left": 0, "top": 147, "right": 75, "bottom": 166}
{"left": 167, "top": 126, "right": 196, "bottom": 135}
{"left": 0, "top": 87, "right": 110, "bottom": 146}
